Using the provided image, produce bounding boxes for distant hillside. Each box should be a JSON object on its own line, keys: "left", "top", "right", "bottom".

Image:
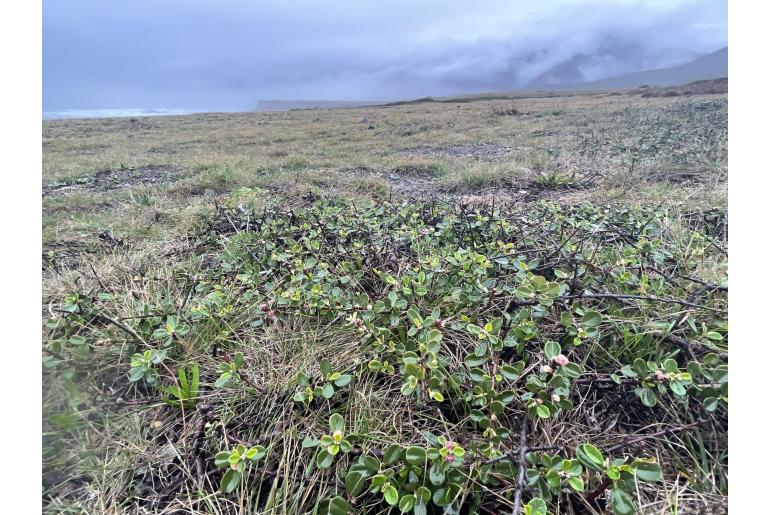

{"left": 524, "top": 47, "right": 727, "bottom": 91}
{"left": 633, "top": 78, "right": 728, "bottom": 97}
{"left": 568, "top": 47, "right": 727, "bottom": 90}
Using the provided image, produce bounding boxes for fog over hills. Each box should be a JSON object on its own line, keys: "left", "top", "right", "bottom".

{"left": 43, "top": 44, "right": 728, "bottom": 118}
{"left": 527, "top": 47, "right": 727, "bottom": 91}
{"left": 257, "top": 47, "right": 728, "bottom": 110}
{"left": 44, "top": 1, "right": 727, "bottom": 113}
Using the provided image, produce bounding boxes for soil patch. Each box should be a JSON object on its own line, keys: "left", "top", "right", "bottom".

{"left": 531, "top": 129, "right": 560, "bottom": 137}
{"left": 337, "top": 166, "right": 563, "bottom": 204}
{"left": 391, "top": 119, "right": 448, "bottom": 136}
{"left": 145, "top": 142, "right": 199, "bottom": 155}
{"left": 43, "top": 165, "right": 184, "bottom": 196}
{"left": 386, "top": 173, "right": 439, "bottom": 197}
{"left": 43, "top": 202, "right": 115, "bottom": 217}
{"left": 398, "top": 143, "right": 512, "bottom": 160}
{"left": 338, "top": 166, "right": 441, "bottom": 197}
{"left": 641, "top": 164, "right": 726, "bottom": 184}
{"left": 43, "top": 231, "right": 126, "bottom": 271}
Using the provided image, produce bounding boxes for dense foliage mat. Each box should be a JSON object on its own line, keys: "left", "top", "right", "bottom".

{"left": 43, "top": 197, "right": 727, "bottom": 514}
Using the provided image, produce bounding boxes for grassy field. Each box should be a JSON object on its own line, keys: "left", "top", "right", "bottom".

{"left": 42, "top": 89, "right": 727, "bottom": 514}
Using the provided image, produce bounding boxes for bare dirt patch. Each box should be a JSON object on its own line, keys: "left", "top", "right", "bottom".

{"left": 398, "top": 143, "right": 513, "bottom": 160}
{"left": 43, "top": 202, "right": 115, "bottom": 218}
{"left": 531, "top": 129, "right": 560, "bottom": 137}
{"left": 391, "top": 119, "right": 451, "bottom": 136}
{"left": 387, "top": 172, "right": 589, "bottom": 205}
{"left": 337, "top": 165, "right": 567, "bottom": 203}
{"left": 338, "top": 165, "right": 441, "bottom": 197}
{"left": 43, "top": 165, "right": 184, "bottom": 196}
{"left": 43, "top": 231, "right": 126, "bottom": 271}
{"left": 386, "top": 172, "right": 439, "bottom": 197}
{"left": 639, "top": 163, "right": 727, "bottom": 184}
{"left": 145, "top": 141, "right": 200, "bottom": 155}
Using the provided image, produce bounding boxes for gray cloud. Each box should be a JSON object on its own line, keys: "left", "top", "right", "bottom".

{"left": 43, "top": 0, "right": 727, "bottom": 111}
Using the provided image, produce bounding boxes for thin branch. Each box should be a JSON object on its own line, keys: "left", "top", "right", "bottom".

{"left": 92, "top": 313, "right": 148, "bottom": 345}
{"left": 605, "top": 420, "right": 706, "bottom": 453}
{"left": 585, "top": 421, "right": 709, "bottom": 504}
{"left": 511, "top": 418, "right": 528, "bottom": 515}
{"left": 664, "top": 333, "right": 727, "bottom": 359}
{"left": 485, "top": 445, "right": 563, "bottom": 466}
{"left": 585, "top": 459, "right": 629, "bottom": 504}
{"left": 558, "top": 293, "right": 726, "bottom": 314}
{"left": 498, "top": 292, "right": 725, "bottom": 316}
{"left": 192, "top": 404, "right": 214, "bottom": 486}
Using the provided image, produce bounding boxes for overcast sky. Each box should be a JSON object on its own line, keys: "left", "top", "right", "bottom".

{"left": 43, "top": 0, "right": 727, "bottom": 112}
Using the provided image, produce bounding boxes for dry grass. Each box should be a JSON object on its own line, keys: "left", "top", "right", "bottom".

{"left": 42, "top": 89, "right": 727, "bottom": 514}
{"left": 43, "top": 92, "right": 726, "bottom": 242}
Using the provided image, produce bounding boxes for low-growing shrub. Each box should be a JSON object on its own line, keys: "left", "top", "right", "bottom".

{"left": 43, "top": 197, "right": 727, "bottom": 514}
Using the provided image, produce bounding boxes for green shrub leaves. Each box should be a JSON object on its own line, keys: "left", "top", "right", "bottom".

{"left": 47, "top": 197, "right": 726, "bottom": 513}
{"left": 577, "top": 443, "right": 605, "bottom": 471}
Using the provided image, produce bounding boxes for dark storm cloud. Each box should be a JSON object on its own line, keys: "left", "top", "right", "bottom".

{"left": 43, "top": 0, "right": 727, "bottom": 111}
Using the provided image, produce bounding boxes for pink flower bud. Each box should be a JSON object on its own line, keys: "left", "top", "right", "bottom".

{"left": 551, "top": 394, "right": 561, "bottom": 403}
{"left": 267, "top": 310, "right": 275, "bottom": 318}
{"left": 655, "top": 370, "right": 666, "bottom": 381}
{"left": 541, "top": 365, "right": 554, "bottom": 374}
{"left": 259, "top": 303, "right": 269, "bottom": 312}
{"left": 446, "top": 454, "right": 455, "bottom": 463}
{"left": 553, "top": 355, "right": 569, "bottom": 366}
{"left": 445, "top": 441, "right": 456, "bottom": 450}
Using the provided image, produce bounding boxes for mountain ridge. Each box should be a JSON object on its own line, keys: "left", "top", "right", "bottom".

{"left": 526, "top": 47, "right": 727, "bottom": 91}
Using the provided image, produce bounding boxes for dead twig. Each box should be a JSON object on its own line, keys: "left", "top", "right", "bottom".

{"left": 511, "top": 418, "right": 528, "bottom": 515}
{"left": 92, "top": 312, "right": 148, "bottom": 345}
{"left": 558, "top": 293, "right": 726, "bottom": 314}
{"left": 584, "top": 421, "right": 707, "bottom": 505}
{"left": 485, "top": 445, "right": 563, "bottom": 466}
{"left": 605, "top": 420, "right": 706, "bottom": 453}
{"left": 192, "top": 404, "right": 213, "bottom": 486}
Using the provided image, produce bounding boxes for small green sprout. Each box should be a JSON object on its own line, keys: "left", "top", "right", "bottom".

{"left": 576, "top": 443, "right": 662, "bottom": 515}
{"left": 162, "top": 363, "right": 199, "bottom": 408}
{"left": 129, "top": 349, "right": 167, "bottom": 385}
{"left": 214, "top": 352, "right": 243, "bottom": 388}
{"left": 152, "top": 315, "right": 190, "bottom": 347}
{"left": 302, "top": 413, "right": 352, "bottom": 469}
{"left": 214, "top": 443, "right": 267, "bottom": 493}
{"left": 293, "top": 358, "right": 352, "bottom": 405}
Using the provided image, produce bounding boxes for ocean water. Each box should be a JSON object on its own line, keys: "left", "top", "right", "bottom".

{"left": 42, "top": 108, "right": 201, "bottom": 120}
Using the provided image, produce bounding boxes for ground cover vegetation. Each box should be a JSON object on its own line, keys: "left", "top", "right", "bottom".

{"left": 42, "top": 87, "right": 727, "bottom": 514}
